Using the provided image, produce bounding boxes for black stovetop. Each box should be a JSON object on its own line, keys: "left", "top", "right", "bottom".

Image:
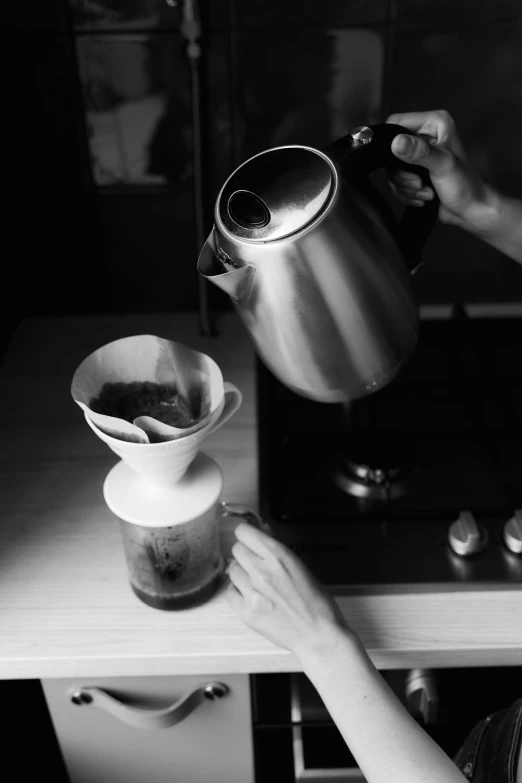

{"left": 257, "top": 312, "right": 522, "bottom": 586}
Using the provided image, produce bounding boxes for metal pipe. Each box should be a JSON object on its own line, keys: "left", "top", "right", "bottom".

{"left": 181, "top": 0, "right": 214, "bottom": 335}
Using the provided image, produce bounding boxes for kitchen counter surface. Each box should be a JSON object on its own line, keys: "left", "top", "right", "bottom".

{"left": 1, "top": 311, "right": 521, "bottom": 680}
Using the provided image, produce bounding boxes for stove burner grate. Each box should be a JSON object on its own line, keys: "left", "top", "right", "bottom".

{"left": 331, "top": 455, "right": 420, "bottom": 500}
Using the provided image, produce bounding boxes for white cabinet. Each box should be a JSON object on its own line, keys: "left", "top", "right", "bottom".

{"left": 42, "top": 674, "right": 254, "bottom": 783}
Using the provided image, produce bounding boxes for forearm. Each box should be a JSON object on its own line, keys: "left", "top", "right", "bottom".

{"left": 300, "top": 628, "right": 467, "bottom": 783}
{"left": 463, "top": 187, "right": 522, "bottom": 264}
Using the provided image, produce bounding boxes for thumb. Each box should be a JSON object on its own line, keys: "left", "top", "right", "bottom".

{"left": 391, "top": 133, "right": 449, "bottom": 176}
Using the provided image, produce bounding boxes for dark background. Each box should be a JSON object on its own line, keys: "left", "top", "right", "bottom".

{"left": 3, "top": 0, "right": 522, "bottom": 779}
{"left": 5, "top": 0, "right": 522, "bottom": 360}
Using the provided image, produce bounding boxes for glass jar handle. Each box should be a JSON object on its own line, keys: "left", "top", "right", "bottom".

{"left": 217, "top": 501, "right": 272, "bottom": 534}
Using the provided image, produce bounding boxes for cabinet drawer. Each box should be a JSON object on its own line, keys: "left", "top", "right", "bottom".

{"left": 42, "top": 674, "right": 254, "bottom": 783}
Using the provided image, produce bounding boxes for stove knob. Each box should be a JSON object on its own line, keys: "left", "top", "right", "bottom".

{"left": 504, "top": 511, "right": 522, "bottom": 555}
{"left": 405, "top": 669, "right": 439, "bottom": 726}
{"left": 448, "top": 511, "right": 487, "bottom": 556}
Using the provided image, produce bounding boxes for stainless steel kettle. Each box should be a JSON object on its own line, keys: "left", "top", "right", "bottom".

{"left": 197, "top": 124, "right": 438, "bottom": 403}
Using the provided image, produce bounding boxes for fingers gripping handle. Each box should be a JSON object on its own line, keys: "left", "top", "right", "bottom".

{"left": 331, "top": 122, "right": 439, "bottom": 272}
{"left": 384, "top": 124, "right": 440, "bottom": 269}
{"left": 217, "top": 501, "right": 272, "bottom": 535}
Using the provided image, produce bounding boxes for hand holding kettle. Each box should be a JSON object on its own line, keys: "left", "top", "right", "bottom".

{"left": 198, "top": 121, "right": 440, "bottom": 403}
{"left": 387, "top": 109, "right": 522, "bottom": 263}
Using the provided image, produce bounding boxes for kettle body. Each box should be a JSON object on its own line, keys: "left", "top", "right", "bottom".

{"left": 198, "top": 124, "right": 438, "bottom": 403}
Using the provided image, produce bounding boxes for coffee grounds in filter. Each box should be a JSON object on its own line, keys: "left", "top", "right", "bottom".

{"left": 89, "top": 381, "right": 204, "bottom": 429}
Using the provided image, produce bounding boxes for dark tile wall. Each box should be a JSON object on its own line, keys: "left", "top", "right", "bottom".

{"left": 68, "top": 0, "right": 522, "bottom": 309}
{"left": 66, "top": 0, "right": 201, "bottom": 312}
{"left": 4, "top": 0, "right": 108, "bottom": 352}
{"left": 388, "top": 17, "right": 522, "bottom": 194}
{"left": 229, "top": 0, "right": 389, "bottom": 27}
{"left": 203, "top": 19, "right": 387, "bottom": 214}
{"left": 69, "top": 0, "right": 181, "bottom": 31}
{"left": 392, "top": 0, "right": 520, "bottom": 27}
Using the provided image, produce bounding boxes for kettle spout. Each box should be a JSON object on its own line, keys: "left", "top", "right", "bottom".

{"left": 197, "top": 230, "right": 256, "bottom": 304}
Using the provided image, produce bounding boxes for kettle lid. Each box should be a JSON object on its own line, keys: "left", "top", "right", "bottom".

{"left": 217, "top": 147, "right": 333, "bottom": 241}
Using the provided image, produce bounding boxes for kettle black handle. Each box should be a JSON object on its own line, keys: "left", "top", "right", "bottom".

{"left": 328, "top": 123, "right": 439, "bottom": 272}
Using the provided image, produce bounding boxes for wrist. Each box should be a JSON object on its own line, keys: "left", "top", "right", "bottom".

{"left": 296, "top": 623, "right": 365, "bottom": 673}
{"left": 460, "top": 184, "right": 504, "bottom": 239}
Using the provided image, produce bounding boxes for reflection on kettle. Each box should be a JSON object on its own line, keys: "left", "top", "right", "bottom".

{"left": 198, "top": 124, "right": 439, "bottom": 403}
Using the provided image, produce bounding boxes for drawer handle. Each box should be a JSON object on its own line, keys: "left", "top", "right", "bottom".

{"left": 68, "top": 681, "right": 229, "bottom": 730}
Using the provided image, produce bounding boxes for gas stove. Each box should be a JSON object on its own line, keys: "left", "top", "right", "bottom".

{"left": 257, "top": 305, "right": 522, "bottom": 587}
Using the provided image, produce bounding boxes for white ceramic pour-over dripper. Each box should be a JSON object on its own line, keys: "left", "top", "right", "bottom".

{"left": 71, "top": 335, "right": 227, "bottom": 444}
{"left": 85, "top": 382, "right": 242, "bottom": 487}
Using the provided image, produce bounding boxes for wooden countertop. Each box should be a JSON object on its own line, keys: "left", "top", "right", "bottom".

{"left": 1, "top": 311, "right": 521, "bottom": 680}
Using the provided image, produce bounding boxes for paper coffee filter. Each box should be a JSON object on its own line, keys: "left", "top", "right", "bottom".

{"left": 71, "top": 335, "right": 224, "bottom": 443}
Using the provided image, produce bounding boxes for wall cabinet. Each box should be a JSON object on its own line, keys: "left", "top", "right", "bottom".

{"left": 42, "top": 674, "right": 254, "bottom": 783}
